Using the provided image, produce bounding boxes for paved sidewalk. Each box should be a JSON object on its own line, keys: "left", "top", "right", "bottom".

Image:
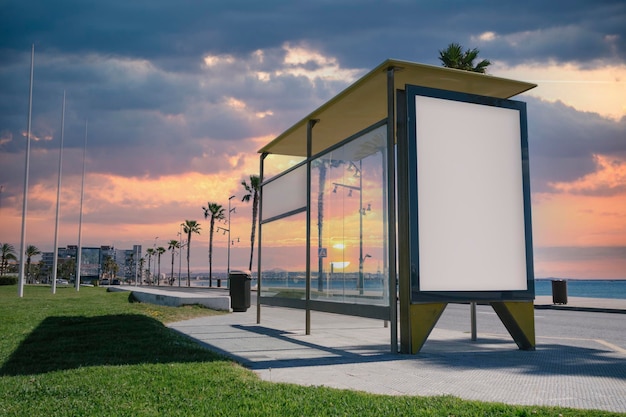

{"left": 168, "top": 297, "right": 626, "bottom": 413}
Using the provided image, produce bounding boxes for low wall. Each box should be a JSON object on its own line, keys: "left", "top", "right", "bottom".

{"left": 107, "top": 286, "right": 231, "bottom": 311}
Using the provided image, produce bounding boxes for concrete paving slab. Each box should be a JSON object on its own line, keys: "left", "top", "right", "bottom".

{"left": 168, "top": 301, "right": 626, "bottom": 413}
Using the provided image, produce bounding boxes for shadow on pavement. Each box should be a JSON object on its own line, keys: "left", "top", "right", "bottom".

{"left": 200, "top": 324, "right": 626, "bottom": 381}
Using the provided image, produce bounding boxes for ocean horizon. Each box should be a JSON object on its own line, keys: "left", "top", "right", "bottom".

{"left": 190, "top": 275, "right": 626, "bottom": 300}
{"left": 534, "top": 278, "right": 626, "bottom": 300}
{"left": 199, "top": 277, "right": 626, "bottom": 300}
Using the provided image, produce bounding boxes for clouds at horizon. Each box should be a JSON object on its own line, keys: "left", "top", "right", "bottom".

{"left": 1, "top": 0, "right": 625, "bottom": 277}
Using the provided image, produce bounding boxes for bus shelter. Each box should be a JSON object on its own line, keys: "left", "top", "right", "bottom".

{"left": 257, "top": 59, "right": 537, "bottom": 353}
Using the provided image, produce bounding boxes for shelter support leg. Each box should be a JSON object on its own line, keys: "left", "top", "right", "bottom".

{"left": 409, "top": 303, "right": 447, "bottom": 354}
{"left": 490, "top": 301, "right": 535, "bottom": 351}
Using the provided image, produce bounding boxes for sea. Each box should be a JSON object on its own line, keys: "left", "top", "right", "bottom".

{"left": 535, "top": 279, "right": 626, "bottom": 300}
{"left": 201, "top": 277, "right": 626, "bottom": 300}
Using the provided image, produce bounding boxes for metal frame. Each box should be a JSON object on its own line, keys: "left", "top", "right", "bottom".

{"left": 256, "top": 61, "right": 536, "bottom": 355}
{"left": 256, "top": 66, "right": 399, "bottom": 352}
{"left": 404, "top": 85, "right": 535, "bottom": 303}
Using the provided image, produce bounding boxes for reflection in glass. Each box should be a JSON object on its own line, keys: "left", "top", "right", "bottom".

{"left": 259, "top": 211, "right": 306, "bottom": 300}
{"left": 263, "top": 154, "right": 306, "bottom": 181}
{"left": 310, "top": 125, "right": 388, "bottom": 306}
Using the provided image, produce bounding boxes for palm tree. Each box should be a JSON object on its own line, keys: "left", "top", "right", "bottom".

{"left": 182, "top": 220, "right": 201, "bottom": 287}
{"left": 167, "top": 240, "right": 180, "bottom": 285}
{"left": 202, "top": 202, "right": 225, "bottom": 287}
{"left": 1, "top": 243, "right": 17, "bottom": 277}
{"left": 138, "top": 256, "right": 146, "bottom": 285}
{"left": 102, "top": 255, "right": 118, "bottom": 281}
{"left": 156, "top": 246, "right": 166, "bottom": 286}
{"left": 241, "top": 175, "right": 260, "bottom": 272}
{"left": 438, "top": 43, "right": 491, "bottom": 73}
{"left": 25, "top": 245, "right": 41, "bottom": 284}
{"left": 146, "top": 248, "right": 155, "bottom": 284}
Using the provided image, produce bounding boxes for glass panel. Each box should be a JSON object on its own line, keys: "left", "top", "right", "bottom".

{"left": 259, "top": 211, "right": 307, "bottom": 300}
{"left": 310, "top": 125, "right": 389, "bottom": 306}
{"left": 263, "top": 154, "right": 306, "bottom": 181}
{"left": 262, "top": 163, "right": 307, "bottom": 220}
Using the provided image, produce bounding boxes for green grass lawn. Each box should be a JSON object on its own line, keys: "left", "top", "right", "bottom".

{"left": 0, "top": 285, "right": 622, "bottom": 417}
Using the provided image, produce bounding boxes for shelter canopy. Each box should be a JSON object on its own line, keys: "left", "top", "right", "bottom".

{"left": 259, "top": 59, "right": 536, "bottom": 157}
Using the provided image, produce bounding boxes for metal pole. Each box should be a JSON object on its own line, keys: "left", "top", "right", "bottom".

{"left": 75, "top": 119, "right": 87, "bottom": 291}
{"left": 305, "top": 119, "right": 318, "bottom": 335}
{"left": 18, "top": 44, "right": 35, "bottom": 298}
{"left": 178, "top": 225, "right": 183, "bottom": 287}
{"left": 386, "top": 66, "right": 398, "bottom": 353}
{"left": 358, "top": 160, "right": 364, "bottom": 295}
{"left": 256, "top": 153, "right": 266, "bottom": 325}
{"left": 471, "top": 302, "right": 477, "bottom": 341}
{"left": 52, "top": 91, "right": 65, "bottom": 294}
{"left": 227, "top": 195, "right": 235, "bottom": 281}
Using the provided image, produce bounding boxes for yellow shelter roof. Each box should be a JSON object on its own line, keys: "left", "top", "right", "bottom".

{"left": 259, "top": 59, "right": 536, "bottom": 157}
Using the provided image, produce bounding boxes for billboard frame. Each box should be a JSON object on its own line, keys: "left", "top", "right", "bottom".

{"left": 403, "top": 85, "right": 535, "bottom": 304}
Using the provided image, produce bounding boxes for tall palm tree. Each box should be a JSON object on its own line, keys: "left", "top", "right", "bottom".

{"left": 202, "top": 202, "right": 225, "bottom": 287}
{"left": 241, "top": 175, "right": 260, "bottom": 272}
{"left": 138, "top": 256, "right": 146, "bottom": 285}
{"left": 156, "top": 246, "right": 166, "bottom": 286}
{"left": 183, "top": 220, "right": 201, "bottom": 287}
{"left": 146, "top": 248, "right": 155, "bottom": 284}
{"left": 438, "top": 43, "right": 491, "bottom": 74}
{"left": 167, "top": 240, "right": 180, "bottom": 286}
{"left": 1, "top": 243, "right": 17, "bottom": 277}
{"left": 102, "top": 255, "right": 118, "bottom": 281}
{"left": 25, "top": 245, "right": 41, "bottom": 284}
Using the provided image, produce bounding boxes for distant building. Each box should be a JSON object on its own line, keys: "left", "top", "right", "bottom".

{"left": 41, "top": 244, "right": 142, "bottom": 283}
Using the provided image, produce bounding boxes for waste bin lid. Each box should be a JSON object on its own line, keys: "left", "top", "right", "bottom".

{"left": 229, "top": 269, "right": 251, "bottom": 277}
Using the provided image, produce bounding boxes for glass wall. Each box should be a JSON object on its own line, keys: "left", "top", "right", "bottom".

{"left": 310, "top": 124, "right": 389, "bottom": 306}
{"left": 260, "top": 164, "right": 307, "bottom": 301}
{"left": 259, "top": 212, "right": 307, "bottom": 300}
{"left": 259, "top": 123, "right": 389, "bottom": 312}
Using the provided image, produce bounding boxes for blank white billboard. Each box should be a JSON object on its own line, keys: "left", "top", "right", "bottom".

{"left": 414, "top": 95, "right": 528, "bottom": 292}
{"left": 262, "top": 163, "right": 307, "bottom": 220}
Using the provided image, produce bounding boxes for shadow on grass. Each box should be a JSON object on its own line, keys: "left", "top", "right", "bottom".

{"left": 0, "top": 314, "right": 223, "bottom": 376}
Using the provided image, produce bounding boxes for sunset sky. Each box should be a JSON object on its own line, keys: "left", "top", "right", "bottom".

{"left": 1, "top": 1, "right": 625, "bottom": 279}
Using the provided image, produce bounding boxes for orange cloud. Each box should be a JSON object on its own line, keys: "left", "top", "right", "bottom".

{"left": 548, "top": 154, "right": 626, "bottom": 196}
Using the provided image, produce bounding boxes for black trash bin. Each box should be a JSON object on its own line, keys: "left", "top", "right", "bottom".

{"left": 229, "top": 270, "right": 251, "bottom": 312}
{"left": 551, "top": 279, "right": 568, "bottom": 305}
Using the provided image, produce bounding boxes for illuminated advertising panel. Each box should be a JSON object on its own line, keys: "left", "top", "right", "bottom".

{"left": 406, "top": 86, "right": 534, "bottom": 302}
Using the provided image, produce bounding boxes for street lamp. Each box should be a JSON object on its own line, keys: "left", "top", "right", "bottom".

{"left": 217, "top": 196, "right": 237, "bottom": 287}
{"left": 177, "top": 225, "right": 187, "bottom": 287}
{"left": 331, "top": 160, "right": 368, "bottom": 295}
{"left": 153, "top": 237, "right": 158, "bottom": 285}
{"left": 227, "top": 195, "right": 236, "bottom": 282}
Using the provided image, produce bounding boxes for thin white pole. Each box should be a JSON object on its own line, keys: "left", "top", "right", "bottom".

{"left": 52, "top": 91, "right": 66, "bottom": 294}
{"left": 227, "top": 195, "right": 235, "bottom": 280}
{"left": 75, "top": 119, "right": 87, "bottom": 291}
{"left": 178, "top": 225, "right": 183, "bottom": 287}
{"left": 18, "top": 44, "right": 35, "bottom": 298}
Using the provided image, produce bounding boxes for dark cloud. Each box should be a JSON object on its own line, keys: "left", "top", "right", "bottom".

{"left": 3, "top": 1, "right": 624, "bottom": 67}
{"left": 1, "top": 0, "right": 625, "bottom": 209}
{"left": 534, "top": 246, "right": 626, "bottom": 262}
{"left": 527, "top": 97, "right": 626, "bottom": 192}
